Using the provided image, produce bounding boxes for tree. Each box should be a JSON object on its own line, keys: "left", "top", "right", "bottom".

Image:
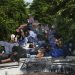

{"left": 0, "top": 0, "right": 28, "bottom": 40}
{"left": 30, "top": 0, "right": 75, "bottom": 42}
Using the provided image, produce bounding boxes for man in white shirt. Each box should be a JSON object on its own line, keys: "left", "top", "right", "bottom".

{"left": 28, "top": 28, "right": 38, "bottom": 43}
{"left": 29, "top": 30, "right": 37, "bottom": 38}
{"left": 28, "top": 28, "right": 37, "bottom": 38}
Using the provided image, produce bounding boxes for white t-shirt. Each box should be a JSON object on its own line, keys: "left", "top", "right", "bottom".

{"left": 29, "top": 30, "right": 37, "bottom": 38}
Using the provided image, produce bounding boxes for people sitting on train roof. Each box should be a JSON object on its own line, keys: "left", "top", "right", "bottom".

{"left": 36, "top": 48, "right": 45, "bottom": 59}
{"left": 28, "top": 43, "right": 36, "bottom": 55}
{"left": 43, "top": 44, "right": 52, "bottom": 56}
{"left": 48, "top": 34, "right": 65, "bottom": 58}
{"left": 0, "top": 38, "right": 19, "bottom": 55}
{"left": 16, "top": 29, "right": 29, "bottom": 47}
{"left": 0, "top": 46, "right": 27, "bottom": 64}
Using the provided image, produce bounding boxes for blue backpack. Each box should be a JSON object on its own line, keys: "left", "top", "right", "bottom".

{"left": 50, "top": 48, "right": 64, "bottom": 58}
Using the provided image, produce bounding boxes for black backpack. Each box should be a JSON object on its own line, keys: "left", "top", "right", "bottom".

{"left": 12, "top": 46, "right": 27, "bottom": 58}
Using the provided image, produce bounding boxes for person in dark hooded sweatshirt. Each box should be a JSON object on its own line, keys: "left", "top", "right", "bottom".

{"left": 0, "top": 46, "right": 27, "bottom": 64}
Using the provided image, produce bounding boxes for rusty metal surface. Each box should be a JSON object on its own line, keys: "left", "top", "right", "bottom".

{"left": 20, "top": 57, "right": 75, "bottom": 74}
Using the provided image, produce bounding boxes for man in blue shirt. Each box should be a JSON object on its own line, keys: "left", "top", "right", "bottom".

{"left": 46, "top": 34, "right": 64, "bottom": 58}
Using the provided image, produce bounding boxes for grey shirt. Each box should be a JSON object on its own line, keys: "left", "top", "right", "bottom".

{"left": 0, "top": 41, "right": 19, "bottom": 54}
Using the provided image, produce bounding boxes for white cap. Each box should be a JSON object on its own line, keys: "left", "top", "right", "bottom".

{"left": 11, "top": 34, "right": 15, "bottom": 40}
{"left": 51, "top": 25, "right": 55, "bottom": 29}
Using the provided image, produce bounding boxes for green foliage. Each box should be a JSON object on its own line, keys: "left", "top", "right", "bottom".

{"left": 0, "top": 0, "right": 28, "bottom": 40}
{"left": 30, "top": 0, "right": 75, "bottom": 42}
